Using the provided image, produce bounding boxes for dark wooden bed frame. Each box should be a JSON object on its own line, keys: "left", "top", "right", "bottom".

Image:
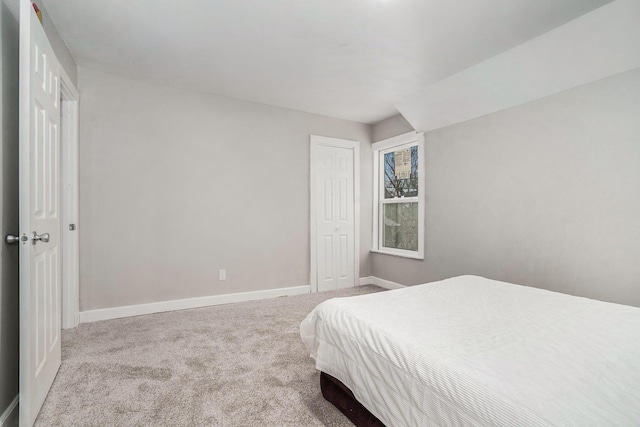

{"left": 320, "top": 372, "right": 386, "bottom": 427}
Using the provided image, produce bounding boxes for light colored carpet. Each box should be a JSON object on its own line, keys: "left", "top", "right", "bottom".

{"left": 34, "top": 285, "right": 384, "bottom": 426}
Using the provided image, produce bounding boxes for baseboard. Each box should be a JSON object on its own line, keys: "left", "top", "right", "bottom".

{"left": 0, "top": 395, "right": 18, "bottom": 427}
{"left": 372, "top": 277, "right": 406, "bottom": 290}
{"left": 79, "top": 285, "right": 311, "bottom": 323}
{"left": 358, "top": 276, "right": 406, "bottom": 290}
{"left": 358, "top": 276, "right": 374, "bottom": 286}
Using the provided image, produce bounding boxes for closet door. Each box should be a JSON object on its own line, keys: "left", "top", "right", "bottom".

{"left": 313, "top": 140, "right": 355, "bottom": 292}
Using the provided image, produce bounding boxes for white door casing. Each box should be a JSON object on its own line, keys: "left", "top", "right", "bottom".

{"left": 60, "top": 78, "right": 80, "bottom": 330}
{"left": 310, "top": 136, "right": 359, "bottom": 292}
{"left": 19, "top": 1, "right": 63, "bottom": 425}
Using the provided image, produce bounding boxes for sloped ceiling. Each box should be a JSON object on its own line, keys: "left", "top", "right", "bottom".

{"left": 396, "top": 0, "right": 640, "bottom": 132}
{"left": 41, "top": 0, "right": 612, "bottom": 124}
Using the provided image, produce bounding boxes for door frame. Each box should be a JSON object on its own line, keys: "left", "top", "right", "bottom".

{"left": 59, "top": 68, "right": 79, "bottom": 329}
{"left": 309, "top": 135, "right": 360, "bottom": 293}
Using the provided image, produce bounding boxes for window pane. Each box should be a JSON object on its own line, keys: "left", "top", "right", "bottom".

{"left": 383, "top": 202, "right": 418, "bottom": 251}
{"left": 383, "top": 145, "right": 418, "bottom": 198}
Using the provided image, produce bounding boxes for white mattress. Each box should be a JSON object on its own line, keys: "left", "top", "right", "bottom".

{"left": 300, "top": 276, "right": 640, "bottom": 427}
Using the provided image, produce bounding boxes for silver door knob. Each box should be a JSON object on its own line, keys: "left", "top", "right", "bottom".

{"left": 5, "top": 234, "right": 22, "bottom": 245}
{"left": 32, "top": 231, "right": 50, "bottom": 244}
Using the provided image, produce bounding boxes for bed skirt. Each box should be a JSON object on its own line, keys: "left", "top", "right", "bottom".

{"left": 320, "top": 372, "right": 386, "bottom": 427}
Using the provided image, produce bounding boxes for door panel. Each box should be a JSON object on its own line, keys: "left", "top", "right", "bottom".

{"left": 322, "top": 236, "right": 333, "bottom": 281}
{"left": 323, "top": 178, "right": 333, "bottom": 221}
{"left": 19, "top": 0, "right": 63, "bottom": 425}
{"left": 315, "top": 144, "right": 355, "bottom": 291}
{"left": 317, "top": 145, "right": 336, "bottom": 291}
{"left": 333, "top": 148, "right": 354, "bottom": 289}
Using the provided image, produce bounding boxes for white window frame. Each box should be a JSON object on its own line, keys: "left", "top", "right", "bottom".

{"left": 372, "top": 131, "right": 425, "bottom": 259}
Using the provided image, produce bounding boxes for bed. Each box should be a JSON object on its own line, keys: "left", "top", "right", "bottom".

{"left": 300, "top": 275, "right": 640, "bottom": 427}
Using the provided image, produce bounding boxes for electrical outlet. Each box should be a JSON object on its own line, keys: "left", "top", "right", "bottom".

{"left": 219, "top": 269, "right": 226, "bottom": 281}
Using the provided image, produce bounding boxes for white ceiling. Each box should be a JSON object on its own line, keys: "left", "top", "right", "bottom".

{"left": 41, "top": 0, "right": 612, "bottom": 124}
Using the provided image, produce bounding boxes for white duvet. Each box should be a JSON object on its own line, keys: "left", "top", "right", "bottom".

{"left": 300, "top": 276, "right": 640, "bottom": 427}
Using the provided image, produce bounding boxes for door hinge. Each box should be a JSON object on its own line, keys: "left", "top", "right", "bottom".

{"left": 69, "top": 224, "right": 76, "bottom": 231}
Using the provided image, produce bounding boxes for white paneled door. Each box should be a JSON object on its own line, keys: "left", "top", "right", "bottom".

{"left": 311, "top": 137, "right": 358, "bottom": 292}
{"left": 19, "top": 1, "right": 62, "bottom": 425}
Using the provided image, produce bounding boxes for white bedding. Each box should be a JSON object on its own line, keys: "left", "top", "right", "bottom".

{"left": 300, "top": 275, "right": 640, "bottom": 427}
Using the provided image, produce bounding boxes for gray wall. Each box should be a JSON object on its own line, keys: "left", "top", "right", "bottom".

{"left": 0, "top": 0, "right": 20, "bottom": 418}
{"left": 371, "top": 114, "right": 413, "bottom": 142}
{"left": 371, "top": 68, "right": 640, "bottom": 307}
{"left": 78, "top": 67, "right": 372, "bottom": 311}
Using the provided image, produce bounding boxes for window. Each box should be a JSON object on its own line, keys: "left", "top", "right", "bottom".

{"left": 372, "top": 131, "right": 424, "bottom": 259}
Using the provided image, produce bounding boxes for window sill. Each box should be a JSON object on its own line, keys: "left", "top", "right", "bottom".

{"left": 370, "top": 249, "right": 424, "bottom": 260}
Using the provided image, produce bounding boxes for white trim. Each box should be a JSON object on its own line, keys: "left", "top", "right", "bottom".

{"left": 79, "top": 285, "right": 311, "bottom": 323}
{"left": 358, "top": 276, "right": 406, "bottom": 290}
{"left": 372, "top": 130, "right": 418, "bottom": 151}
{"left": 358, "top": 276, "right": 374, "bottom": 286}
{"left": 372, "top": 131, "right": 425, "bottom": 259}
{"left": 58, "top": 65, "right": 79, "bottom": 100}
{"left": 60, "top": 72, "right": 80, "bottom": 330}
{"left": 370, "top": 248, "right": 424, "bottom": 260}
{"left": 0, "top": 396, "right": 19, "bottom": 427}
{"left": 371, "top": 276, "right": 406, "bottom": 290}
{"left": 354, "top": 141, "right": 360, "bottom": 291}
{"left": 310, "top": 135, "right": 360, "bottom": 293}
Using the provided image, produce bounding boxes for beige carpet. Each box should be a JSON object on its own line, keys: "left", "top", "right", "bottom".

{"left": 34, "top": 285, "right": 384, "bottom": 426}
